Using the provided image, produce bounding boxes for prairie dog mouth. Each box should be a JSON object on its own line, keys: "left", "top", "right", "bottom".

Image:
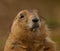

{"left": 30, "top": 24, "right": 39, "bottom": 31}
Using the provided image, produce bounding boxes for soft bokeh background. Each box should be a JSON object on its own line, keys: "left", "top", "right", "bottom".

{"left": 0, "top": 0, "right": 60, "bottom": 51}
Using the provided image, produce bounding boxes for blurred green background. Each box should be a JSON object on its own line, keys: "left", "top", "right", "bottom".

{"left": 0, "top": 0, "right": 60, "bottom": 51}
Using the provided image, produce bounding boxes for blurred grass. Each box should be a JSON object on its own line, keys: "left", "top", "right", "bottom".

{"left": 51, "top": 28, "right": 60, "bottom": 51}
{"left": 47, "top": 18, "right": 60, "bottom": 28}
{"left": 0, "top": 39, "right": 5, "bottom": 51}
{"left": 47, "top": 18, "right": 60, "bottom": 50}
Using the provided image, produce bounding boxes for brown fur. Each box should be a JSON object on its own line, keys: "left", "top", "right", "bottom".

{"left": 4, "top": 10, "right": 56, "bottom": 51}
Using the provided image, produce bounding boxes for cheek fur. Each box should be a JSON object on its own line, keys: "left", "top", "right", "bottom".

{"left": 27, "top": 22, "right": 33, "bottom": 29}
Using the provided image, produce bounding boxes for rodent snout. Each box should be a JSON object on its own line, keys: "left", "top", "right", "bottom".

{"left": 32, "top": 18, "right": 39, "bottom": 23}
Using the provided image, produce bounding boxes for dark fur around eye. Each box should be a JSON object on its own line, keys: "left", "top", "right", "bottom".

{"left": 20, "top": 14, "right": 24, "bottom": 18}
{"left": 20, "top": 15, "right": 24, "bottom": 18}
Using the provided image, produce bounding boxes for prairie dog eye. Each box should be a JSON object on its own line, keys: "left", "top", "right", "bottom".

{"left": 20, "top": 14, "right": 24, "bottom": 19}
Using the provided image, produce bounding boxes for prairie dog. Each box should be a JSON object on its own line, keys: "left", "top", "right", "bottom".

{"left": 4, "top": 9, "right": 56, "bottom": 51}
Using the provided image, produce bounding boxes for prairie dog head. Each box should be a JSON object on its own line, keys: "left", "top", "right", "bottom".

{"left": 11, "top": 10, "right": 45, "bottom": 32}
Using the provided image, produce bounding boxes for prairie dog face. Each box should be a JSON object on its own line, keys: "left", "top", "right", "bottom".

{"left": 13, "top": 10, "right": 44, "bottom": 32}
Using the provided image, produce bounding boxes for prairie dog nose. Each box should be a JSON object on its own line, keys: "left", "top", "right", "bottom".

{"left": 32, "top": 18, "right": 39, "bottom": 23}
